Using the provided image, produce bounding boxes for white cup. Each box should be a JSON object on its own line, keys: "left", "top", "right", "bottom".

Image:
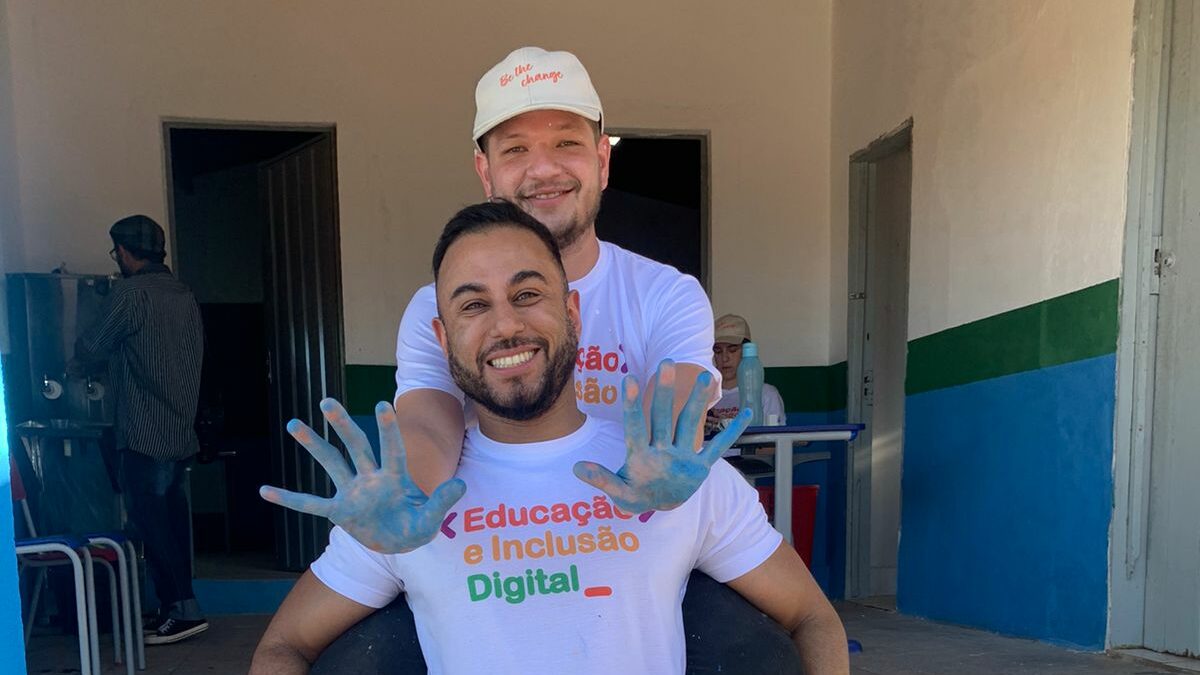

{"left": 765, "top": 413, "right": 780, "bottom": 426}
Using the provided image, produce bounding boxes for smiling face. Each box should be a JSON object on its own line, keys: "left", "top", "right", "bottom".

{"left": 474, "top": 109, "right": 610, "bottom": 252}
{"left": 433, "top": 225, "right": 581, "bottom": 422}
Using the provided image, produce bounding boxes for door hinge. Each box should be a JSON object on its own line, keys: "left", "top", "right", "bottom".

{"left": 863, "top": 371, "right": 874, "bottom": 405}
{"left": 1151, "top": 235, "right": 1164, "bottom": 295}
{"left": 850, "top": 292, "right": 866, "bottom": 300}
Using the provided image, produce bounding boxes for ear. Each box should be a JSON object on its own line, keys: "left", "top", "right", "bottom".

{"left": 474, "top": 149, "right": 494, "bottom": 199}
{"left": 567, "top": 290, "right": 582, "bottom": 340}
{"left": 432, "top": 316, "right": 451, "bottom": 359}
{"left": 596, "top": 135, "right": 612, "bottom": 191}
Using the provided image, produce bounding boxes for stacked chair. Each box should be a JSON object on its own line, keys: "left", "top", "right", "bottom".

{"left": 12, "top": 457, "right": 142, "bottom": 674}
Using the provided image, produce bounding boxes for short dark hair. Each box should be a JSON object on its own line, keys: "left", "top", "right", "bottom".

{"left": 431, "top": 200, "right": 566, "bottom": 284}
{"left": 109, "top": 214, "right": 167, "bottom": 263}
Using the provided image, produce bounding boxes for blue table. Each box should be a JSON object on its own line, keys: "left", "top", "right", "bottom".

{"left": 728, "top": 424, "right": 864, "bottom": 545}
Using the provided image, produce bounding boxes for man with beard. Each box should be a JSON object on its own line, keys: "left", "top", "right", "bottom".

{"left": 74, "top": 215, "right": 208, "bottom": 644}
{"left": 394, "top": 47, "right": 719, "bottom": 508}
{"left": 250, "top": 202, "right": 849, "bottom": 674}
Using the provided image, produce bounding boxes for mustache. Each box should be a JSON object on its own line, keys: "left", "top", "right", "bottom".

{"left": 518, "top": 179, "right": 580, "bottom": 198}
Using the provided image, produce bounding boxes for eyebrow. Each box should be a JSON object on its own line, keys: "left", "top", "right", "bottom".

{"left": 447, "top": 270, "right": 547, "bottom": 303}
{"left": 511, "top": 270, "right": 548, "bottom": 286}
{"left": 496, "top": 122, "right": 583, "bottom": 143}
{"left": 449, "top": 282, "right": 486, "bottom": 301}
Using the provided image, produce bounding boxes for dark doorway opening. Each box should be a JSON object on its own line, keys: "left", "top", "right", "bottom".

{"left": 598, "top": 133, "right": 709, "bottom": 287}
{"left": 165, "top": 124, "right": 345, "bottom": 577}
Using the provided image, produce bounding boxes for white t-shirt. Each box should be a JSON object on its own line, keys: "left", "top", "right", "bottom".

{"left": 310, "top": 417, "right": 782, "bottom": 675}
{"left": 711, "top": 384, "right": 787, "bottom": 423}
{"left": 395, "top": 241, "right": 720, "bottom": 422}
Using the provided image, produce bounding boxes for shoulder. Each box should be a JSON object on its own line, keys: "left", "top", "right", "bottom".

{"left": 404, "top": 283, "right": 437, "bottom": 312}
{"left": 602, "top": 242, "right": 684, "bottom": 280}
{"left": 398, "top": 283, "right": 437, "bottom": 327}
{"left": 600, "top": 242, "right": 705, "bottom": 297}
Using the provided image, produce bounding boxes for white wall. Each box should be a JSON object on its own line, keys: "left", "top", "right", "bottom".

{"left": 1, "top": 0, "right": 832, "bottom": 367}
{"left": 830, "top": 0, "right": 1136, "bottom": 362}
{"left": 0, "top": 4, "right": 22, "bottom": 353}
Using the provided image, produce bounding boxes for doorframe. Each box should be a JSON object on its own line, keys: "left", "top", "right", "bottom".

{"left": 845, "top": 119, "right": 913, "bottom": 599}
{"left": 604, "top": 127, "right": 712, "bottom": 293}
{"left": 1110, "top": 0, "right": 1174, "bottom": 649}
{"left": 160, "top": 118, "right": 338, "bottom": 269}
{"left": 159, "top": 119, "right": 347, "bottom": 568}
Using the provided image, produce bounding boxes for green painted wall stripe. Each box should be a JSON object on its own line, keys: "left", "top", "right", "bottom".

{"left": 345, "top": 281, "right": 1118, "bottom": 415}
{"left": 345, "top": 362, "right": 848, "bottom": 416}
{"left": 765, "top": 362, "right": 847, "bottom": 413}
{"left": 905, "top": 279, "right": 1120, "bottom": 396}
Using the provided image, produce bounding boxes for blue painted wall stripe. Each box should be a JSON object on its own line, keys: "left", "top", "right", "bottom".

{"left": 194, "top": 578, "right": 296, "bottom": 615}
{"left": 898, "top": 354, "right": 1115, "bottom": 649}
{"left": 0, "top": 358, "right": 28, "bottom": 672}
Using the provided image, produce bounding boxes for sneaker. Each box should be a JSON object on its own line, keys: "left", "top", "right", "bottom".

{"left": 142, "top": 613, "right": 167, "bottom": 635}
{"left": 145, "top": 617, "right": 209, "bottom": 645}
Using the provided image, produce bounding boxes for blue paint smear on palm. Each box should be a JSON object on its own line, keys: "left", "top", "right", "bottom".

{"left": 259, "top": 398, "right": 466, "bottom": 554}
{"left": 574, "top": 360, "right": 752, "bottom": 513}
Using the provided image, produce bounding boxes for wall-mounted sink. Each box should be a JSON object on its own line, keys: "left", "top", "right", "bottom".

{"left": 17, "top": 418, "right": 111, "bottom": 439}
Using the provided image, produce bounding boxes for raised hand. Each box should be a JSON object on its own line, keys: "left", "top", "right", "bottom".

{"left": 259, "top": 398, "right": 467, "bottom": 554}
{"left": 573, "top": 360, "right": 752, "bottom": 513}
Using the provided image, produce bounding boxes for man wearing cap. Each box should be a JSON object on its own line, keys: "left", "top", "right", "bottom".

{"left": 393, "top": 47, "right": 720, "bottom": 503}
{"left": 708, "top": 314, "right": 787, "bottom": 433}
{"left": 75, "top": 215, "right": 207, "bottom": 644}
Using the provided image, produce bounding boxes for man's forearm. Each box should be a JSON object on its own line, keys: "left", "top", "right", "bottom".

{"left": 791, "top": 609, "right": 850, "bottom": 675}
{"left": 393, "top": 389, "right": 466, "bottom": 494}
{"left": 249, "top": 642, "right": 312, "bottom": 675}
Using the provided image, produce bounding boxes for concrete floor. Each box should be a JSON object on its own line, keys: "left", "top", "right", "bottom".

{"left": 23, "top": 604, "right": 1193, "bottom": 674}
{"left": 839, "top": 603, "right": 1184, "bottom": 674}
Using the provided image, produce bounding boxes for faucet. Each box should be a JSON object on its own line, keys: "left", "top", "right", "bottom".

{"left": 41, "top": 373, "right": 64, "bottom": 400}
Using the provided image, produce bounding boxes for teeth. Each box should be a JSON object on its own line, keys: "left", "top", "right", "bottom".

{"left": 489, "top": 350, "right": 536, "bottom": 369}
{"left": 531, "top": 191, "right": 563, "bottom": 200}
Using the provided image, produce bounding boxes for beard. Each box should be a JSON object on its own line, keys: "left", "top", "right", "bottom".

{"left": 448, "top": 315, "right": 579, "bottom": 422}
{"left": 516, "top": 181, "right": 601, "bottom": 252}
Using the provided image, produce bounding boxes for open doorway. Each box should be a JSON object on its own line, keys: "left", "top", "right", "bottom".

{"left": 845, "top": 121, "right": 912, "bottom": 603}
{"left": 598, "top": 131, "right": 709, "bottom": 288}
{"left": 164, "top": 123, "right": 345, "bottom": 578}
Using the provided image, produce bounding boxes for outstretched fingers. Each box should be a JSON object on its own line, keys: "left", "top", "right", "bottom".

{"left": 622, "top": 376, "right": 649, "bottom": 453}
{"left": 424, "top": 478, "right": 467, "bottom": 516}
{"left": 286, "top": 418, "right": 353, "bottom": 490}
{"left": 701, "top": 407, "right": 753, "bottom": 464}
{"left": 573, "top": 461, "right": 636, "bottom": 508}
{"left": 259, "top": 485, "right": 333, "bottom": 519}
{"left": 649, "top": 360, "right": 676, "bottom": 447}
{"left": 375, "top": 401, "right": 409, "bottom": 476}
{"left": 673, "top": 371, "right": 713, "bottom": 452}
{"left": 320, "top": 398, "right": 379, "bottom": 474}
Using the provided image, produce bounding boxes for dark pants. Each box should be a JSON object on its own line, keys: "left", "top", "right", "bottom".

{"left": 120, "top": 450, "right": 199, "bottom": 616}
{"left": 312, "top": 571, "right": 800, "bottom": 674}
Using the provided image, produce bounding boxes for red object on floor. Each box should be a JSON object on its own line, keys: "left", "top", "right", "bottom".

{"left": 755, "top": 485, "right": 819, "bottom": 567}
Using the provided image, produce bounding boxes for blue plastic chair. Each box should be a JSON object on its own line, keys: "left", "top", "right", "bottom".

{"left": 12, "top": 457, "right": 138, "bottom": 674}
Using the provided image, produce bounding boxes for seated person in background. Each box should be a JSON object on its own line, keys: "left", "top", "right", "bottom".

{"left": 250, "top": 202, "right": 849, "bottom": 674}
{"left": 707, "top": 314, "right": 787, "bottom": 433}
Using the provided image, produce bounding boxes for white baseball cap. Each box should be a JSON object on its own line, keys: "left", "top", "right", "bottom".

{"left": 473, "top": 46, "right": 604, "bottom": 148}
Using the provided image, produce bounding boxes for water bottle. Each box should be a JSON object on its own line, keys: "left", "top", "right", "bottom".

{"left": 737, "top": 342, "right": 765, "bottom": 426}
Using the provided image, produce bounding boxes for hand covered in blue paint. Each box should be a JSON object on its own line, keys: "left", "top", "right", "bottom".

{"left": 573, "top": 360, "right": 752, "bottom": 513}
{"left": 259, "top": 398, "right": 467, "bottom": 554}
